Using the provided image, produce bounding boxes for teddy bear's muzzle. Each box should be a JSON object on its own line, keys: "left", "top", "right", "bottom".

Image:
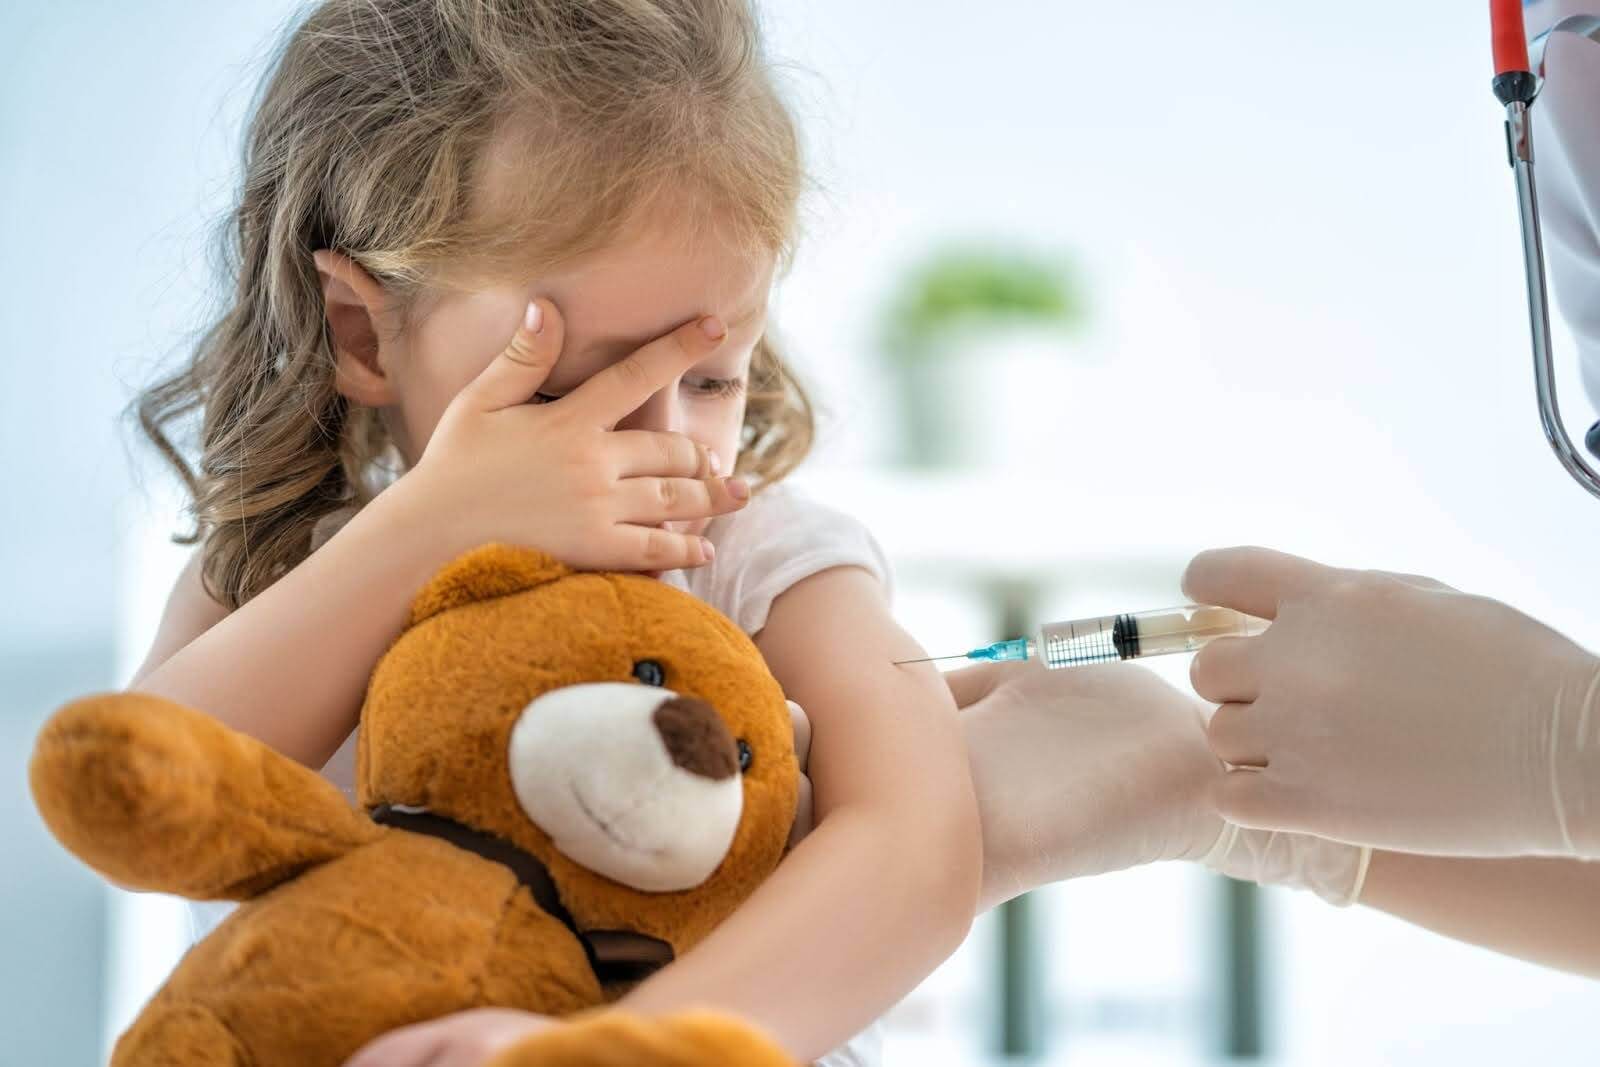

{"left": 507, "top": 683, "right": 746, "bottom": 893}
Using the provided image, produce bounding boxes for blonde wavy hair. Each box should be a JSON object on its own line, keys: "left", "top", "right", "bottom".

{"left": 138, "top": 0, "right": 814, "bottom": 609}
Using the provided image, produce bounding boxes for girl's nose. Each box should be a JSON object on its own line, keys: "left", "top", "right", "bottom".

{"left": 615, "top": 386, "right": 681, "bottom": 434}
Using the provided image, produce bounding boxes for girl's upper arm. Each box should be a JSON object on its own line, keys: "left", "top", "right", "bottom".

{"left": 755, "top": 565, "right": 969, "bottom": 813}
{"left": 127, "top": 550, "right": 230, "bottom": 688}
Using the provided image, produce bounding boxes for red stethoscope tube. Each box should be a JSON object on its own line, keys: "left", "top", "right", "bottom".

{"left": 1491, "top": 0, "right": 1530, "bottom": 75}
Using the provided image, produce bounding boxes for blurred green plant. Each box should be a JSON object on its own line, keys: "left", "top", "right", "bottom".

{"left": 879, "top": 244, "right": 1086, "bottom": 361}
{"left": 878, "top": 243, "right": 1088, "bottom": 467}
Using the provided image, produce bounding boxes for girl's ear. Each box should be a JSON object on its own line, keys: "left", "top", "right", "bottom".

{"left": 312, "top": 249, "right": 400, "bottom": 406}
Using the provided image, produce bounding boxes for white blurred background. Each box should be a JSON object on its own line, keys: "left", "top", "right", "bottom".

{"left": 4, "top": 1, "right": 1599, "bottom": 1064}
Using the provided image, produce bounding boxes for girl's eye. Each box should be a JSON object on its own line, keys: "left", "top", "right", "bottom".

{"left": 686, "top": 377, "right": 745, "bottom": 399}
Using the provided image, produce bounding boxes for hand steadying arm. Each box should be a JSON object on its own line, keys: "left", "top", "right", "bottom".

{"left": 954, "top": 659, "right": 1600, "bottom": 977}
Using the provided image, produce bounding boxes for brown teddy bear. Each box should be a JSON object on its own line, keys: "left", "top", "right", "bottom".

{"left": 30, "top": 545, "right": 801, "bottom": 1067}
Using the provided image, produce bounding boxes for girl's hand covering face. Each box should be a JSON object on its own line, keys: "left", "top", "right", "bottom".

{"left": 398, "top": 298, "right": 751, "bottom": 573}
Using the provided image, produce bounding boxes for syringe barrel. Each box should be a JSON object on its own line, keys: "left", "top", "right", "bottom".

{"left": 1036, "top": 605, "right": 1265, "bottom": 670}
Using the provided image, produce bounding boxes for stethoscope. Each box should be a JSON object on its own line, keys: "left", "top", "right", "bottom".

{"left": 1490, "top": 0, "right": 1600, "bottom": 500}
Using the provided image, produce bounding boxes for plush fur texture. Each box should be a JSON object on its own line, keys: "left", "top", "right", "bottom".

{"left": 488, "top": 1011, "right": 798, "bottom": 1067}
{"left": 30, "top": 545, "right": 799, "bottom": 1066}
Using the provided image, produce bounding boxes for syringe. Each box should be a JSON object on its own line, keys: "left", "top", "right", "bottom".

{"left": 899, "top": 605, "right": 1267, "bottom": 670}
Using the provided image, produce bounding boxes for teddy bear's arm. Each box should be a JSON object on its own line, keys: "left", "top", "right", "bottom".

{"left": 487, "top": 1012, "right": 799, "bottom": 1067}
{"left": 30, "top": 691, "right": 382, "bottom": 899}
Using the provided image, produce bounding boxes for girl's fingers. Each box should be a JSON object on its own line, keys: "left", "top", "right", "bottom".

{"left": 459, "top": 298, "right": 566, "bottom": 412}
{"left": 787, "top": 773, "right": 814, "bottom": 850}
{"left": 570, "top": 315, "right": 727, "bottom": 427}
{"left": 343, "top": 1026, "right": 444, "bottom": 1067}
{"left": 615, "top": 475, "right": 750, "bottom": 524}
{"left": 608, "top": 524, "right": 716, "bottom": 571}
{"left": 787, "top": 699, "right": 812, "bottom": 769}
{"left": 609, "top": 430, "right": 722, "bottom": 479}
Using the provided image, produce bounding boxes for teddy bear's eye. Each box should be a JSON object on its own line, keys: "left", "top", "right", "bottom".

{"left": 737, "top": 739, "right": 752, "bottom": 772}
{"left": 632, "top": 660, "right": 665, "bottom": 687}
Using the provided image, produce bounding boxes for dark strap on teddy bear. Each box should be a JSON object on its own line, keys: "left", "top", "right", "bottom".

{"left": 369, "top": 804, "right": 674, "bottom": 985}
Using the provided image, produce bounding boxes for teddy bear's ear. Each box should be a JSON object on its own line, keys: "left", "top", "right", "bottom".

{"left": 407, "top": 545, "right": 572, "bottom": 627}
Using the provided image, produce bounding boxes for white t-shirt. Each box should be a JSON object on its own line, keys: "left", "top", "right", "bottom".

{"left": 658, "top": 483, "right": 892, "bottom": 635}
{"left": 1525, "top": 1, "right": 1600, "bottom": 406}
{"left": 192, "top": 485, "right": 891, "bottom": 1067}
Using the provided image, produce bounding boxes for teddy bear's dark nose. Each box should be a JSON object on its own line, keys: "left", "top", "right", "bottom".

{"left": 651, "top": 697, "right": 738, "bottom": 781}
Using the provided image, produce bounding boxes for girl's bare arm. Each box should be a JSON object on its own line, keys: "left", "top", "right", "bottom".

{"left": 130, "top": 487, "right": 461, "bottom": 767}
{"left": 620, "top": 566, "right": 983, "bottom": 1060}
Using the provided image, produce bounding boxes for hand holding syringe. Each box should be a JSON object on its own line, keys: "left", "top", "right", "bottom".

{"left": 898, "top": 605, "right": 1268, "bottom": 670}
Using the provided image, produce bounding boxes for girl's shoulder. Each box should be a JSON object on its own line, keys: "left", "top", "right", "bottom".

{"left": 670, "top": 484, "right": 893, "bottom": 637}
{"left": 712, "top": 484, "right": 884, "bottom": 568}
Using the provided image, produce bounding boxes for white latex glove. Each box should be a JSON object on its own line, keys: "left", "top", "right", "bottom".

{"left": 1185, "top": 546, "right": 1600, "bottom": 859}
{"left": 950, "top": 660, "right": 1368, "bottom": 910}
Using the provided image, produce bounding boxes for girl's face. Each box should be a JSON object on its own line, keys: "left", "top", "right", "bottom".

{"left": 385, "top": 225, "right": 775, "bottom": 536}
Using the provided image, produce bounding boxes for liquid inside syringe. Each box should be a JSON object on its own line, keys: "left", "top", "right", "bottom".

{"left": 900, "top": 605, "right": 1267, "bottom": 670}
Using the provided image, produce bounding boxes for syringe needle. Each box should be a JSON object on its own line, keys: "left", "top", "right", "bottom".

{"left": 893, "top": 654, "right": 969, "bottom": 665}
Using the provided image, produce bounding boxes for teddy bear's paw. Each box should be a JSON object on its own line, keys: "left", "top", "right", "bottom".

{"left": 486, "top": 1010, "right": 798, "bottom": 1067}
{"left": 111, "top": 1001, "right": 248, "bottom": 1067}
{"left": 31, "top": 694, "right": 221, "bottom": 883}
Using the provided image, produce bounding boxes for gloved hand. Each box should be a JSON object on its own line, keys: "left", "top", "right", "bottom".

{"left": 950, "top": 660, "right": 1368, "bottom": 909}
{"left": 1185, "top": 546, "right": 1600, "bottom": 859}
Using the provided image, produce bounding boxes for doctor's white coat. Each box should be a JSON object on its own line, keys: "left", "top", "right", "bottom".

{"left": 1526, "top": 0, "right": 1600, "bottom": 406}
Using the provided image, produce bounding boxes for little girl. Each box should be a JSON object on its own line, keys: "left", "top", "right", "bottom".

{"left": 129, "top": 1, "right": 979, "bottom": 1064}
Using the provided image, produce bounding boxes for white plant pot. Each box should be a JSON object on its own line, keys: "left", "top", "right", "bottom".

{"left": 889, "top": 328, "right": 1079, "bottom": 471}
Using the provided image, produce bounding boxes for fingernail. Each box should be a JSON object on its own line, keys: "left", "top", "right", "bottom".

{"left": 698, "top": 315, "right": 726, "bottom": 341}
{"left": 707, "top": 449, "right": 723, "bottom": 477}
{"left": 524, "top": 301, "right": 543, "bottom": 333}
{"left": 727, "top": 476, "right": 749, "bottom": 501}
{"left": 701, "top": 537, "right": 716, "bottom": 562}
